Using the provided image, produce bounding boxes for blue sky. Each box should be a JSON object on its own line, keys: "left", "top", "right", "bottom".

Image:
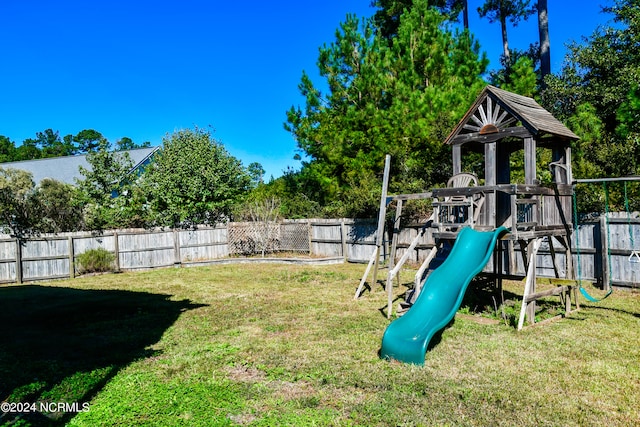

{"left": 1, "top": 1, "right": 615, "bottom": 179}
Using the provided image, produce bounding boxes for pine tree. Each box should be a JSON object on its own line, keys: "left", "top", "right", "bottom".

{"left": 286, "top": 1, "right": 488, "bottom": 216}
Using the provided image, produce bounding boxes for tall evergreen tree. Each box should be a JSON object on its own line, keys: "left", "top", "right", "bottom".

{"left": 74, "top": 129, "right": 107, "bottom": 153}
{"left": 542, "top": 0, "right": 640, "bottom": 210}
{"left": 477, "top": 0, "right": 535, "bottom": 65}
{"left": 286, "top": 1, "right": 487, "bottom": 216}
{"left": 15, "top": 138, "right": 41, "bottom": 161}
{"left": 35, "top": 129, "right": 77, "bottom": 158}
{"left": 372, "top": 0, "right": 469, "bottom": 39}
{"left": 544, "top": 0, "right": 640, "bottom": 132}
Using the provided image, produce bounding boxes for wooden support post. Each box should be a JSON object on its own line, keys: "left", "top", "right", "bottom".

{"left": 372, "top": 155, "right": 392, "bottom": 292}
{"left": 485, "top": 142, "right": 497, "bottom": 227}
{"left": 525, "top": 239, "right": 538, "bottom": 323}
{"left": 524, "top": 137, "right": 536, "bottom": 185}
{"left": 548, "top": 236, "right": 560, "bottom": 278}
{"left": 355, "top": 249, "right": 378, "bottom": 299}
{"left": 518, "top": 238, "right": 542, "bottom": 330}
{"left": 385, "top": 226, "right": 424, "bottom": 318}
{"left": 510, "top": 194, "right": 518, "bottom": 238}
{"left": 565, "top": 146, "right": 573, "bottom": 184}
{"left": 413, "top": 245, "right": 438, "bottom": 303}
{"left": 508, "top": 240, "right": 517, "bottom": 277}
{"left": 356, "top": 155, "right": 391, "bottom": 300}
{"left": 519, "top": 240, "right": 529, "bottom": 271}
{"left": 554, "top": 234, "right": 573, "bottom": 281}
{"left": 389, "top": 199, "right": 403, "bottom": 287}
{"left": 452, "top": 144, "right": 462, "bottom": 176}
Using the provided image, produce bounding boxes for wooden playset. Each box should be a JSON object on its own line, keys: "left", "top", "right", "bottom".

{"left": 357, "top": 85, "right": 584, "bottom": 328}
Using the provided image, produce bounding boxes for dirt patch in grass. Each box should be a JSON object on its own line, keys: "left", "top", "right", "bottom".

{"left": 457, "top": 313, "right": 501, "bottom": 325}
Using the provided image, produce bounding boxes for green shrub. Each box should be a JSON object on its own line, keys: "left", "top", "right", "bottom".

{"left": 75, "top": 248, "right": 116, "bottom": 274}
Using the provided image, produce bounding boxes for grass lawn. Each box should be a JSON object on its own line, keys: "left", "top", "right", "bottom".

{"left": 1, "top": 263, "right": 639, "bottom": 426}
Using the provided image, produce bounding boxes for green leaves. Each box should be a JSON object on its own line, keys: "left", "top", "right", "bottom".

{"left": 284, "top": 1, "right": 487, "bottom": 216}
{"left": 143, "top": 127, "right": 250, "bottom": 228}
{"left": 0, "top": 168, "right": 37, "bottom": 237}
{"left": 542, "top": 0, "right": 640, "bottom": 194}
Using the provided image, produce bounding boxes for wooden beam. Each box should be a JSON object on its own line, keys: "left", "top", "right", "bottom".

{"left": 452, "top": 144, "right": 462, "bottom": 175}
{"left": 375, "top": 155, "right": 392, "bottom": 247}
{"left": 485, "top": 142, "right": 496, "bottom": 227}
{"left": 390, "top": 192, "right": 433, "bottom": 201}
{"left": 524, "top": 137, "right": 536, "bottom": 185}
{"left": 354, "top": 249, "right": 378, "bottom": 299}
{"left": 523, "top": 285, "right": 570, "bottom": 303}
{"left": 450, "top": 126, "right": 532, "bottom": 145}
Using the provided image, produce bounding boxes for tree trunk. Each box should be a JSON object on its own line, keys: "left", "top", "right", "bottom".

{"left": 500, "top": 13, "right": 510, "bottom": 64}
{"left": 537, "top": 0, "right": 551, "bottom": 80}
{"left": 462, "top": 0, "right": 469, "bottom": 30}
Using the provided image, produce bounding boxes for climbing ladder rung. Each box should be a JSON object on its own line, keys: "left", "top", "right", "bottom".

{"left": 523, "top": 285, "right": 571, "bottom": 303}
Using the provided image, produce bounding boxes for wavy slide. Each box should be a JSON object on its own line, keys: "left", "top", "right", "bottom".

{"left": 380, "top": 226, "right": 508, "bottom": 365}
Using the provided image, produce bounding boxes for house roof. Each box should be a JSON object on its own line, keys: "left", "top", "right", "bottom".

{"left": 444, "top": 85, "right": 579, "bottom": 146}
{"left": 0, "top": 146, "right": 159, "bottom": 185}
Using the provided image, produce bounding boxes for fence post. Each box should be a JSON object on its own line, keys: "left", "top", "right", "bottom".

{"left": 15, "top": 238, "right": 22, "bottom": 284}
{"left": 68, "top": 236, "right": 75, "bottom": 279}
{"left": 113, "top": 232, "right": 121, "bottom": 272}
{"left": 308, "top": 221, "right": 313, "bottom": 256}
{"left": 173, "top": 229, "right": 181, "bottom": 266}
{"left": 340, "top": 219, "right": 347, "bottom": 261}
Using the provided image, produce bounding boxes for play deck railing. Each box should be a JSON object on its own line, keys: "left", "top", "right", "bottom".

{"left": 432, "top": 184, "right": 573, "bottom": 238}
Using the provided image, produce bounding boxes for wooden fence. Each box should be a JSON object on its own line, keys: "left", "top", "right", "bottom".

{"left": 1, "top": 215, "right": 638, "bottom": 288}
{"left": 0, "top": 227, "right": 229, "bottom": 284}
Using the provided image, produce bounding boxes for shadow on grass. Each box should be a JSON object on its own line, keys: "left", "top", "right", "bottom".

{"left": 581, "top": 304, "right": 640, "bottom": 319}
{"left": 0, "top": 284, "right": 205, "bottom": 426}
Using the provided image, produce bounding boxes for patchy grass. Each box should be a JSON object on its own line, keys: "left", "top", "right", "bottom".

{"left": 1, "top": 264, "right": 639, "bottom": 426}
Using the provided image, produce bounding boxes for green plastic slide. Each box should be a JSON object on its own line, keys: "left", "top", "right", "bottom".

{"left": 380, "top": 226, "right": 508, "bottom": 364}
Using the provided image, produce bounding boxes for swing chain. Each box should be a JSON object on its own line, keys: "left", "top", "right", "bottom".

{"left": 572, "top": 189, "right": 583, "bottom": 284}
{"left": 603, "top": 183, "right": 614, "bottom": 288}
{"left": 573, "top": 183, "right": 613, "bottom": 302}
